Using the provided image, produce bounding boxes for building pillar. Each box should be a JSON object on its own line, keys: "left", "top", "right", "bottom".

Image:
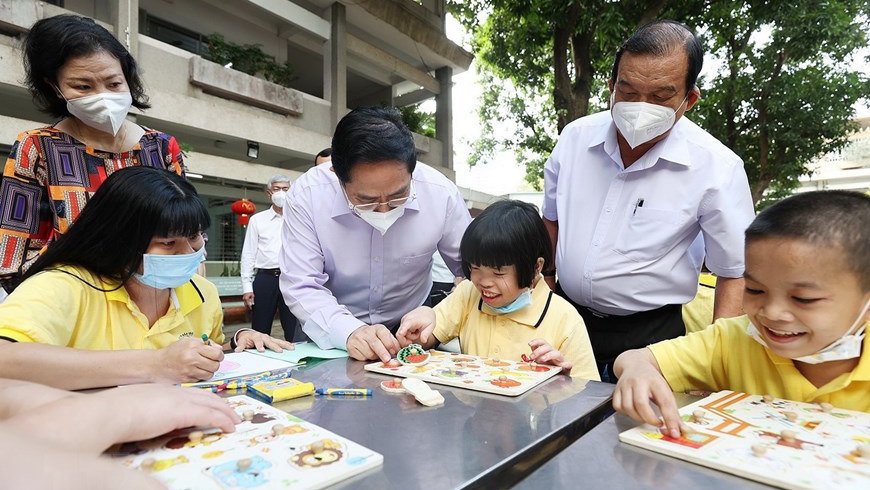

{"left": 109, "top": 0, "right": 139, "bottom": 59}
{"left": 435, "top": 66, "right": 453, "bottom": 171}
{"left": 324, "top": 3, "right": 347, "bottom": 131}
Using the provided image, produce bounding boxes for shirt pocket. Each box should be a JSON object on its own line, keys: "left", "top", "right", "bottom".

{"left": 400, "top": 251, "right": 434, "bottom": 266}
{"left": 614, "top": 208, "right": 691, "bottom": 262}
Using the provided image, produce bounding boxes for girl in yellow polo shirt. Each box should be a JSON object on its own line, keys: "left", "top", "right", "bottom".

{"left": 397, "top": 200, "right": 599, "bottom": 380}
{"left": 613, "top": 191, "right": 870, "bottom": 437}
{"left": 0, "top": 167, "right": 291, "bottom": 390}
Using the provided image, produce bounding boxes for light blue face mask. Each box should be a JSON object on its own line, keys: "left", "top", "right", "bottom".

{"left": 133, "top": 247, "right": 205, "bottom": 289}
{"left": 489, "top": 289, "right": 533, "bottom": 314}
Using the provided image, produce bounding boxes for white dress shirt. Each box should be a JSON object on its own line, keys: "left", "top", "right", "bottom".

{"left": 239, "top": 208, "right": 283, "bottom": 294}
{"left": 542, "top": 111, "right": 754, "bottom": 316}
{"left": 279, "top": 162, "right": 472, "bottom": 350}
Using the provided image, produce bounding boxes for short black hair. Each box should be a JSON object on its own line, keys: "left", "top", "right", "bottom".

{"left": 23, "top": 14, "right": 151, "bottom": 118}
{"left": 745, "top": 190, "right": 870, "bottom": 290}
{"left": 460, "top": 200, "right": 552, "bottom": 289}
{"left": 331, "top": 107, "right": 416, "bottom": 184}
{"left": 611, "top": 20, "right": 703, "bottom": 95}
{"left": 25, "top": 167, "right": 208, "bottom": 286}
{"left": 315, "top": 147, "right": 332, "bottom": 162}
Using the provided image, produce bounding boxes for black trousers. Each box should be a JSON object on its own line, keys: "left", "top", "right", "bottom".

{"left": 555, "top": 282, "right": 685, "bottom": 381}
{"left": 251, "top": 269, "right": 299, "bottom": 342}
{"left": 427, "top": 281, "right": 454, "bottom": 307}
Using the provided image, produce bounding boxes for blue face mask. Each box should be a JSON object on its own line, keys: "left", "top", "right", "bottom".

{"left": 133, "top": 247, "right": 205, "bottom": 289}
{"left": 489, "top": 289, "right": 533, "bottom": 314}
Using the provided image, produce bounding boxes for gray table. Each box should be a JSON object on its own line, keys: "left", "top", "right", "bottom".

{"left": 265, "top": 358, "right": 613, "bottom": 490}
{"left": 513, "top": 393, "right": 774, "bottom": 489}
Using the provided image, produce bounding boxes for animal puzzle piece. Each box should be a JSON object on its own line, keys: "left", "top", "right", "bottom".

{"left": 402, "top": 378, "right": 444, "bottom": 407}
{"left": 290, "top": 439, "right": 344, "bottom": 469}
{"left": 210, "top": 455, "right": 272, "bottom": 488}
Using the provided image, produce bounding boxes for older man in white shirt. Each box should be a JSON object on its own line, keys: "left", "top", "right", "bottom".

{"left": 240, "top": 175, "right": 298, "bottom": 341}
{"left": 542, "top": 20, "right": 755, "bottom": 382}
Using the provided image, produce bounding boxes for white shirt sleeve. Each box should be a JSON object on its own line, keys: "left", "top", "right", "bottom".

{"left": 239, "top": 215, "right": 259, "bottom": 294}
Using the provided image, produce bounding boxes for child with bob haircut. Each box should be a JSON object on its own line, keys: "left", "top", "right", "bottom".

{"left": 614, "top": 190, "right": 870, "bottom": 437}
{"left": 398, "top": 200, "right": 599, "bottom": 380}
{"left": 0, "top": 167, "right": 291, "bottom": 390}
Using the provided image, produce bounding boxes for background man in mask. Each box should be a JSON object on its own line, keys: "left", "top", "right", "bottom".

{"left": 541, "top": 20, "right": 754, "bottom": 382}
{"left": 240, "top": 174, "right": 300, "bottom": 342}
{"left": 280, "top": 107, "right": 471, "bottom": 361}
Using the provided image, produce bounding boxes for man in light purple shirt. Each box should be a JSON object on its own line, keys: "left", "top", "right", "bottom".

{"left": 279, "top": 107, "right": 472, "bottom": 361}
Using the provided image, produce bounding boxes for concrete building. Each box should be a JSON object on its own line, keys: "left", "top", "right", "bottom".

{"left": 797, "top": 116, "right": 870, "bottom": 193}
{"left": 0, "top": 0, "right": 482, "bottom": 291}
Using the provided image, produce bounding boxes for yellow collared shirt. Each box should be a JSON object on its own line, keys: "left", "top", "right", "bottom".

{"left": 649, "top": 316, "right": 870, "bottom": 412}
{"left": 432, "top": 279, "right": 599, "bottom": 380}
{"left": 0, "top": 265, "right": 224, "bottom": 349}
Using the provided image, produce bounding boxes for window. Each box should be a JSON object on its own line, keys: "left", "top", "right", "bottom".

{"left": 142, "top": 14, "right": 209, "bottom": 57}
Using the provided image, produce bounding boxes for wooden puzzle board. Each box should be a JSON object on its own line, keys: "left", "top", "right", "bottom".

{"left": 107, "top": 395, "right": 383, "bottom": 490}
{"left": 364, "top": 350, "right": 561, "bottom": 396}
{"left": 618, "top": 391, "right": 870, "bottom": 490}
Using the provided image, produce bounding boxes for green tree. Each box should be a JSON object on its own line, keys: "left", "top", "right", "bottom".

{"left": 686, "top": 1, "right": 869, "bottom": 205}
{"left": 450, "top": 1, "right": 869, "bottom": 202}
{"left": 449, "top": 0, "right": 681, "bottom": 188}
{"left": 398, "top": 104, "right": 437, "bottom": 138}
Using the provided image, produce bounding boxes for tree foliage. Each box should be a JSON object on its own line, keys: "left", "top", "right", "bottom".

{"left": 448, "top": 1, "right": 869, "bottom": 201}
{"left": 686, "top": 1, "right": 869, "bottom": 205}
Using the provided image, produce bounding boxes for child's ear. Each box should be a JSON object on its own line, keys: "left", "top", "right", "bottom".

{"left": 535, "top": 257, "right": 545, "bottom": 275}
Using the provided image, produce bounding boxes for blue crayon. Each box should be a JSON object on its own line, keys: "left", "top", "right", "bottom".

{"left": 315, "top": 388, "right": 373, "bottom": 396}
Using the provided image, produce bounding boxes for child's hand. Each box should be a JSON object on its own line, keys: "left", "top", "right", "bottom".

{"left": 155, "top": 337, "right": 224, "bottom": 383}
{"left": 612, "top": 348, "right": 682, "bottom": 438}
{"left": 7, "top": 384, "right": 241, "bottom": 455}
{"left": 94, "top": 384, "right": 242, "bottom": 441}
{"left": 527, "top": 338, "right": 572, "bottom": 375}
{"left": 396, "top": 307, "right": 437, "bottom": 348}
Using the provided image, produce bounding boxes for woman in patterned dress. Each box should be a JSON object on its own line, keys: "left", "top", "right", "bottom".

{"left": 0, "top": 14, "right": 185, "bottom": 293}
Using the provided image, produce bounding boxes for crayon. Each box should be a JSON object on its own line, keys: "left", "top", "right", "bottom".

{"left": 178, "top": 367, "right": 296, "bottom": 390}
{"left": 315, "top": 388, "right": 373, "bottom": 396}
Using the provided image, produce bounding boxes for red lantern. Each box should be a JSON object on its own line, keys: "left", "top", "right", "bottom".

{"left": 231, "top": 198, "right": 256, "bottom": 226}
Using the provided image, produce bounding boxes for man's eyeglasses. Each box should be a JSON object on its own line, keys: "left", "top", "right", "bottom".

{"left": 344, "top": 182, "right": 415, "bottom": 213}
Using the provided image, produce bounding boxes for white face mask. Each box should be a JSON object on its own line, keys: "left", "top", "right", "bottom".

{"left": 746, "top": 299, "right": 870, "bottom": 364}
{"left": 270, "top": 190, "right": 287, "bottom": 208}
{"left": 611, "top": 94, "right": 688, "bottom": 149}
{"left": 355, "top": 205, "right": 406, "bottom": 235}
{"left": 64, "top": 91, "right": 133, "bottom": 135}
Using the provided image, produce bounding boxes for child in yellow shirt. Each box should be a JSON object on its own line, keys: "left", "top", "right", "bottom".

{"left": 614, "top": 190, "right": 870, "bottom": 436}
{"left": 397, "top": 200, "right": 599, "bottom": 380}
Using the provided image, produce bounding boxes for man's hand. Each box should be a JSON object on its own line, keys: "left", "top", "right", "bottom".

{"left": 346, "top": 324, "right": 400, "bottom": 362}
{"left": 242, "top": 292, "right": 255, "bottom": 310}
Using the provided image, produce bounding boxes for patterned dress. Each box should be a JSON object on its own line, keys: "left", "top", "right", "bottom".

{"left": 0, "top": 126, "right": 185, "bottom": 292}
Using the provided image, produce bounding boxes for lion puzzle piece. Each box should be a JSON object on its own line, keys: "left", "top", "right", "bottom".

{"left": 401, "top": 378, "right": 444, "bottom": 407}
